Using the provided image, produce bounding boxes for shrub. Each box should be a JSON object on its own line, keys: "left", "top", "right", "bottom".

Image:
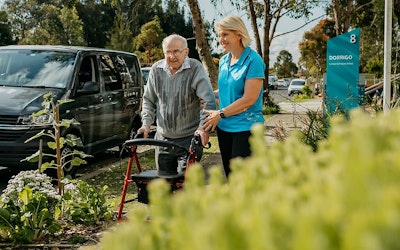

{"left": 61, "top": 178, "right": 113, "bottom": 225}
{"left": 0, "top": 170, "right": 62, "bottom": 243}
{"left": 263, "top": 95, "right": 280, "bottom": 115}
{"left": 97, "top": 108, "right": 400, "bottom": 250}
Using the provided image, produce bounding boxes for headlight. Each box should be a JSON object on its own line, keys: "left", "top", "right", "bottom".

{"left": 19, "top": 114, "right": 53, "bottom": 125}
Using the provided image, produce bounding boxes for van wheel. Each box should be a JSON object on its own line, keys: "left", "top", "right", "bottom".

{"left": 61, "top": 145, "right": 77, "bottom": 179}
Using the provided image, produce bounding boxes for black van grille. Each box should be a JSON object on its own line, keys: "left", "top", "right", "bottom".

{"left": 0, "top": 129, "right": 25, "bottom": 141}
{"left": 0, "top": 115, "right": 19, "bottom": 125}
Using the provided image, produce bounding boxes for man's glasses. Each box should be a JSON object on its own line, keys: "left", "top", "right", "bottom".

{"left": 164, "top": 48, "right": 187, "bottom": 57}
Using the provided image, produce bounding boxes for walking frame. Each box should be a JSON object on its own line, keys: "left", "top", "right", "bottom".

{"left": 117, "top": 134, "right": 208, "bottom": 221}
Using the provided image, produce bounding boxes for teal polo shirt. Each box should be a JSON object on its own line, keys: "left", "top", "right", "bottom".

{"left": 218, "top": 46, "right": 266, "bottom": 132}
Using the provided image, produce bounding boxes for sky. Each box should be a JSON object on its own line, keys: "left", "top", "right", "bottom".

{"left": 197, "top": 1, "right": 327, "bottom": 65}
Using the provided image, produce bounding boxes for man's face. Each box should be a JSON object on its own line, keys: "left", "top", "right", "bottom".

{"left": 163, "top": 40, "right": 188, "bottom": 72}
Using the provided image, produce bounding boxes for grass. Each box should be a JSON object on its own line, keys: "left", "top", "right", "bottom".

{"left": 84, "top": 134, "right": 220, "bottom": 212}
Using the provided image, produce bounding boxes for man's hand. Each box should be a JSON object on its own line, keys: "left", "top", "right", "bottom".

{"left": 194, "top": 128, "right": 209, "bottom": 147}
{"left": 137, "top": 125, "right": 151, "bottom": 138}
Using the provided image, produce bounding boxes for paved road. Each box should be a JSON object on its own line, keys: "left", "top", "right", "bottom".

{"left": 269, "top": 87, "right": 323, "bottom": 113}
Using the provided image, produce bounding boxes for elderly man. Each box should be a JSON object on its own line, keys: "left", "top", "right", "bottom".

{"left": 138, "top": 34, "right": 216, "bottom": 176}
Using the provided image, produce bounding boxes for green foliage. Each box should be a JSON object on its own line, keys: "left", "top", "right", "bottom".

{"left": 299, "top": 18, "right": 336, "bottom": 78}
{"left": 298, "top": 110, "right": 329, "bottom": 152}
{"left": 0, "top": 170, "right": 113, "bottom": 244}
{"left": 21, "top": 93, "right": 91, "bottom": 178}
{"left": 293, "top": 83, "right": 314, "bottom": 99}
{"left": 106, "top": 5, "right": 134, "bottom": 52}
{"left": 0, "top": 170, "right": 62, "bottom": 244}
{"left": 273, "top": 50, "right": 298, "bottom": 78}
{"left": 133, "top": 16, "right": 166, "bottom": 64}
{"left": 364, "top": 59, "right": 383, "bottom": 78}
{"left": 99, "top": 109, "right": 400, "bottom": 250}
{"left": 0, "top": 11, "right": 13, "bottom": 45}
{"left": 263, "top": 95, "right": 280, "bottom": 115}
{"left": 61, "top": 179, "right": 113, "bottom": 225}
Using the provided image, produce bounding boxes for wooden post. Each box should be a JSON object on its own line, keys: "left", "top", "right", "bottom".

{"left": 55, "top": 105, "right": 62, "bottom": 194}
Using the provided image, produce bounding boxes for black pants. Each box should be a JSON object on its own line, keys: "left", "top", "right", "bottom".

{"left": 216, "top": 127, "right": 252, "bottom": 178}
{"left": 154, "top": 133, "right": 203, "bottom": 176}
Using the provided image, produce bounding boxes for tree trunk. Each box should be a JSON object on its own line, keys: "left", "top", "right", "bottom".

{"left": 186, "top": 0, "right": 219, "bottom": 89}
{"left": 262, "top": 0, "right": 271, "bottom": 98}
{"left": 394, "top": 0, "right": 400, "bottom": 27}
{"left": 248, "top": 0, "right": 262, "bottom": 55}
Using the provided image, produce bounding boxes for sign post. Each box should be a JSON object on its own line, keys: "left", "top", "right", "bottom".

{"left": 325, "top": 28, "right": 362, "bottom": 116}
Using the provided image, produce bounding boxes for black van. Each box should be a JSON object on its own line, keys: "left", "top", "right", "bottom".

{"left": 0, "top": 45, "right": 143, "bottom": 175}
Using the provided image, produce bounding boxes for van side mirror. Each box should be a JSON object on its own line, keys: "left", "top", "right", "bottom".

{"left": 77, "top": 81, "right": 100, "bottom": 95}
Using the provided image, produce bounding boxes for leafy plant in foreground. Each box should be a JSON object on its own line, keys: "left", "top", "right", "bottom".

{"left": 22, "top": 92, "right": 91, "bottom": 187}
{"left": 97, "top": 108, "right": 400, "bottom": 250}
{"left": 0, "top": 170, "right": 61, "bottom": 244}
{"left": 61, "top": 178, "right": 113, "bottom": 225}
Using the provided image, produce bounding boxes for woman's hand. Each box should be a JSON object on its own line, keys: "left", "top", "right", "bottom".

{"left": 202, "top": 109, "right": 221, "bottom": 132}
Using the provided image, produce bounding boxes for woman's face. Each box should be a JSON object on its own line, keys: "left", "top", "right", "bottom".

{"left": 217, "top": 29, "right": 242, "bottom": 53}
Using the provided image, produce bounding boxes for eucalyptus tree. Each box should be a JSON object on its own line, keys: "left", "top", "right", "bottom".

{"left": 186, "top": 0, "right": 218, "bottom": 89}
{"left": 298, "top": 18, "right": 336, "bottom": 79}
{"left": 329, "top": 0, "right": 377, "bottom": 35}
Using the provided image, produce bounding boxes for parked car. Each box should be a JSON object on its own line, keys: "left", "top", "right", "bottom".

{"left": 288, "top": 78, "right": 306, "bottom": 96}
{"left": 276, "top": 79, "right": 288, "bottom": 87}
{"left": 283, "top": 78, "right": 291, "bottom": 86}
{"left": 0, "top": 45, "right": 143, "bottom": 176}
{"left": 141, "top": 66, "right": 151, "bottom": 85}
{"left": 268, "top": 75, "right": 278, "bottom": 90}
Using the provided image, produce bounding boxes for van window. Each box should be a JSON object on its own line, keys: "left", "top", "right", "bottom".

{"left": 0, "top": 50, "right": 75, "bottom": 88}
{"left": 78, "top": 56, "right": 95, "bottom": 84}
{"left": 120, "top": 55, "right": 140, "bottom": 88}
{"left": 99, "top": 54, "right": 122, "bottom": 91}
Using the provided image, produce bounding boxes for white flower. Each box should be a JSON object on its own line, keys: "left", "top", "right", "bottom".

{"left": 23, "top": 212, "right": 32, "bottom": 218}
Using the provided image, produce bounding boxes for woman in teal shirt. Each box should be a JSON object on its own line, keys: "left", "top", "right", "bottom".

{"left": 203, "top": 15, "right": 266, "bottom": 178}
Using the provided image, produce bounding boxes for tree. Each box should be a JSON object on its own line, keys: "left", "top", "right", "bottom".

{"left": 395, "top": 0, "right": 400, "bottom": 27}
{"left": 0, "top": 11, "right": 13, "bottom": 45}
{"left": 298, "top": 19, "right": 336, "bottom": 79}
{"left": 329, "top": 0, "right": 376, "bottom": 35}
{"left": 76, "top": 0, "right": 115, "bottom": 48}
{"left": 59, "top": 6, "right": 86, "bottom": 45}
{"left": 133, "top": 17, "right": 166, "bottom": 65}
{"left": 273, "top": 50, "right": 298, "bottom": 78}
{"left": 107, "top": 5, "right": 134, "bottom": 52}
{"left": 186, "top": 0, "right": 218, "bottom": 89}
{"left": 5, "top": 0, "right": 85, "bottom": 45}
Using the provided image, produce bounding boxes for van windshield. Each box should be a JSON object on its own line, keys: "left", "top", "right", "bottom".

{"left": 0, "top": 49, "right": 76, "bottom": 89}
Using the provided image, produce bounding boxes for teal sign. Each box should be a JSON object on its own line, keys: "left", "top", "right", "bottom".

{"left": 325, "top": 28, "right": 362, "bottom": 115}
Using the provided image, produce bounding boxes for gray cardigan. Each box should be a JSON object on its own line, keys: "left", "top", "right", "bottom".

{"left": 141, "top": 58, "right": 216, "bottom": 139}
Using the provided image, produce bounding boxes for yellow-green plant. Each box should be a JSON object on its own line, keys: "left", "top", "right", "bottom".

{"left": 96, "top": 108, "right": 400, "bottom": 250}
{"left": 22, "top": 93, "right": 91, "bottom": 191}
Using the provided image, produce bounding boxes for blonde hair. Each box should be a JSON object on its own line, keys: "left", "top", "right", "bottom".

{"left": 162, "top": 34, "right": 188, "bottom": 50}
{"left": 215, "top": 16, "right": 252, "bottom": 47}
